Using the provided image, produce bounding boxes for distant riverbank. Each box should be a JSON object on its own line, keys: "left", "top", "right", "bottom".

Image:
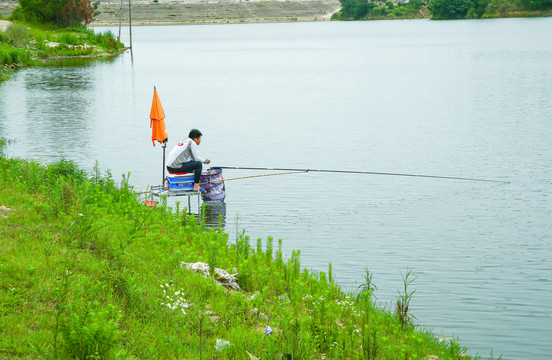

{"left": 2, "top": 0, "right": 551, "bottom": 26}
{"left": 1, "top": 0, "right": 341, "bottom": 26}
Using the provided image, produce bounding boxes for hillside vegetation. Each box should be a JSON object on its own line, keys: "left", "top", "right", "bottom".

{"left": 0, "top": 145, "right": 498, "bottom": 359}
{"left": 332, "top": 0, "right": 552, "bottom": 20}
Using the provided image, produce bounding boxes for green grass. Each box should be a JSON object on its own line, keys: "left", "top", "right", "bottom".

{"left": 0, "top": 150, "right": 492, "bottom": 359}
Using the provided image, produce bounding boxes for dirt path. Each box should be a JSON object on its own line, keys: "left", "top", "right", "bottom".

{"left": 0, "top": 20, "right": 11, "bottom": 32}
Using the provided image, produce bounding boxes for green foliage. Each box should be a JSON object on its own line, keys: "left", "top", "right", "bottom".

{"left": 60, "top": 300, "right": 122, "bottom": 359}
{"left": 409, "top": 0, "right": 427, "bottom": 9}
{"left": 5, "top": 23, "right": 31, "bottom": 46}
{"left": 0, "top": 43, "right": 31, "bottom": 66}
{"left": 396, "top": 269, "right": 416, "bottom": 328}
{"left": 0, "top": 157, "right": 481, "bottom": 359}
{"left": 0, "top": 21, "right": 123, "bottom": 79}
{"left": 333, "top": 0, "right": 429, "bottom": 20}
{"left": 90, "top": 30, "right": 121, "bottom": 52}
{"left": 486, "top": 0, "right": 519, "bottom": 13}
{"left": 429, "top": 0, "right": 472, "bottom": 18}
{"left": 0, "top": 138, "right": 13, "bottom": 157}
{"left": 11, "top": 0, "right": 98, "bottom": 26}
{"left": 333, "top": 0, "right": 370, "bottom": 19}
{"left": 47, "top": 158, "right": 87, "bottom": 183}
{"left": 429, "top": 0, "right": 491, "bottom": 19}
{"left": 467, "top": 0, "right": 491, "bottom": 17}
{"left": 332, "top": 0, "right": 550, "bottom": 20}
{"left": 58, "top": 32, "right": 80, "bottom": 45}
{"left": 0, "top": 24, "right": 33, "bottom": 66}
{"left": 523, "top": 0, "right": 552, "bottom": 10}
{"left": 357, "top": 267, "right": 377, "bottom": 303}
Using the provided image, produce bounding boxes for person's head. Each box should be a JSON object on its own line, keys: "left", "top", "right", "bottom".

{"left": 188, "top": 129, "right": 203, "bottom": 145}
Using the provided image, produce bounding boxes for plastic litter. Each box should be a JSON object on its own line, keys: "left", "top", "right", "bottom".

{"left": 181, "top": 262, "right": 240, "bottom": 291}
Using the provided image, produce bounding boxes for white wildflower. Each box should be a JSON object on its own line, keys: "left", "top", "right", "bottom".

{"left": 215, "top": 339, "right": 232, "bottom": 351}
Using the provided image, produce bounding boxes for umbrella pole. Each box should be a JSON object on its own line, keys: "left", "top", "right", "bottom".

{"left": 162, "top": 142, "right": 166, "bottom": 186}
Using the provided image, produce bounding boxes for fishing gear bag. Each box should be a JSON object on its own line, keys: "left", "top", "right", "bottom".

{"left": 200, "top": 168, "right": 225, "bottom": 202}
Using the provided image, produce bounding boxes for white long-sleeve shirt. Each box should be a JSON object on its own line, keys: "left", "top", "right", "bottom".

{"left": 166, "top": 138, "right": 208, "bottom": 168}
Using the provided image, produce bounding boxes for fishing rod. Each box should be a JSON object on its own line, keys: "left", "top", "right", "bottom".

{"left": 207, "top": 171, "right": 307, "bottom": 183}
{"left": 214, "top": 166, "right": 510, "bottom": 184}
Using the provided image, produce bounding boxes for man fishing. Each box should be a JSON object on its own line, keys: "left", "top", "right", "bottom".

{"left": 166, "top": 129, "right": 210, "bottom": 191}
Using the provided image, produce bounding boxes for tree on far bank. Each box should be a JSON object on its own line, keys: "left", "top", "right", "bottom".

{"left": 523, "top": 0, "right": 552, "bottom": 10}
{"left": 429, "top": 0, "right": 489, "bottom": 19}
{"left": 430, "top": 0, "right": 552, "bottom": 19}
{"left": 332, "top": 0, "right": 428, "bottom": 20}
{"left": 11, "top": 0, "right": 98, "bottom": 27}
{"left": 430, "top": 0, "right": 470, "bottom": 19}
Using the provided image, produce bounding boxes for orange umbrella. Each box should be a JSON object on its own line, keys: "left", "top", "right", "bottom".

{"left": 149, "top": 86, "right": 169, "bottom": 185}
{"left": 150, "top": 86, "right": 168, "bottom": 146}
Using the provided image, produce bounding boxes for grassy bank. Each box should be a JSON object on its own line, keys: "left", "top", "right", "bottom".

{"left": 0, "top": 20, "right": 123, "bottom": 82}
{"left": 0, "top": 147, "right": 501, "bottom": 359}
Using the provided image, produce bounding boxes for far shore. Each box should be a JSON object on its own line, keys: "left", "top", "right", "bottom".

{"left": 2, "top": 0, "right": 550, "bottom": 28}
{"left": 0, "top": 0, "right": 342, "bottom": 27}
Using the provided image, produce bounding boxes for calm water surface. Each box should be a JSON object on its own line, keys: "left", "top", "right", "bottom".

{"left": 1, "top": 18, "right": 551, "bottom": 359}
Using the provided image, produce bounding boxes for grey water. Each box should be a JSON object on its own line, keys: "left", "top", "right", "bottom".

{"left": 1, "top": 18, "right": 551, "bottom": 359}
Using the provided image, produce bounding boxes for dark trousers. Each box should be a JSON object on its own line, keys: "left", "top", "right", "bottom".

{"left": 167, "top": 161, "right": 202, "bottom": 183}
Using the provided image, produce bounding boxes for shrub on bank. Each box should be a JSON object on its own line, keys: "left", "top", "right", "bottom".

{"left": 10, "top": 0, "right": 98, "bottom": 27}
{"left": 0, "top": 42, "right": 31, "bottom": 66}
{"left": 0, "top": 151, "right": 489, "bottom": 359}
{"left": 0, "top": 22, "right": 123, "bottom": 82}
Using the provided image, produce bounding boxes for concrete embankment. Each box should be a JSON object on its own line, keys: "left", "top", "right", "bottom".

{"left": 0, "top": 0, "right": 341, "bottom": 26}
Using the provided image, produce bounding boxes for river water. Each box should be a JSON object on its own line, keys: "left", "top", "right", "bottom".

{"left": 1, "top": 18, "right": 551, "bottom": 359}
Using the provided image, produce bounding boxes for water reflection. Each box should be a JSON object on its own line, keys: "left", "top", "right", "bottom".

{"left": 21, "top": 65, "right": 94, "bottom": 160}
{"left": 0, "top": 57, "right": 116, "bottom": 162}
{"left": 202, "top": 201, "right": 227, "bottom": 229}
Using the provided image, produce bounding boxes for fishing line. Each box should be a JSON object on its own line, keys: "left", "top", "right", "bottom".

{"left": 214, "top": 166, "right": 510, "bottom": 184}
{"left": 201, "top": 171, "right": 307, "bottom": 184}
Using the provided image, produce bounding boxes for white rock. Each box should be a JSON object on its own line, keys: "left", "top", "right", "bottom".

{"left": 181, "top": 261, "right": 240, "bottom": 290}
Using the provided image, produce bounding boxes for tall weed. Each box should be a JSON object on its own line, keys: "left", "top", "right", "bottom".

{"left": 5, "top": 23, "right": 31, "bottom": 47}
{"left": 397, "top": 268, "right": 417, "bottom": 328}
{"left": 60, "top": 299, "right": 122, "bottom": 359}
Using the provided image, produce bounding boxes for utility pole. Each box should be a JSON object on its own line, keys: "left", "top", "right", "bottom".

{"left": 129, "top": 0, "right": 133, "bottom": 60}
{"left": 118, "top": 0, "right": 122, "bottom": 42}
